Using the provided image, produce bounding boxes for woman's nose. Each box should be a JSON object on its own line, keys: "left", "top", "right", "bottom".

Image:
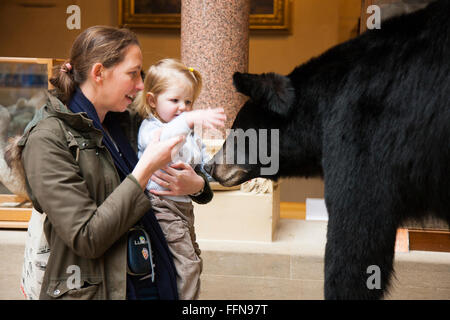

{"left": 136, "top": 77, "right": 144, "bottom": 91}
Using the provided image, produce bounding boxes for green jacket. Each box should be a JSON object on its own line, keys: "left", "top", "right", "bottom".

{"left": 19, "top": 91, "right": 212, "bottom": 299}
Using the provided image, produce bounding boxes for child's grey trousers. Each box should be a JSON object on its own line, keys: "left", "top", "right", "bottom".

{"left": 149, "top": 194, "right": 202, "bottom": 300}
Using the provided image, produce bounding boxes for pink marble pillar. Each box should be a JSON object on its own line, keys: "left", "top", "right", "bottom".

{"left": 181, "top": 0, "right": 249, "bottom": 139}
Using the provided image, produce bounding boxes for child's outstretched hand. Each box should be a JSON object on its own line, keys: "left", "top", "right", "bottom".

{"left": 185, "top": 107, "right": 226, "bottom": 130}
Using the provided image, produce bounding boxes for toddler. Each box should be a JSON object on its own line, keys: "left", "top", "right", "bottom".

{"left": 135, "top": 58, "right": 226, "bottom": 299}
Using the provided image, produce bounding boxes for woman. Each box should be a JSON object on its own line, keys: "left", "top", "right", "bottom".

{"left": 18, "top": 26, "right": 213, "bottom": 300}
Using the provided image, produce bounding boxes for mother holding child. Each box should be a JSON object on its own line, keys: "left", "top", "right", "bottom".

{"left": 17, "top": 25, "right": 226, "bottom": 300}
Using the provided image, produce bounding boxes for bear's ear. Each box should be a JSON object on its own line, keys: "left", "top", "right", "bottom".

{"left": 233, "top": 72, "right": 295, "bottom": 116}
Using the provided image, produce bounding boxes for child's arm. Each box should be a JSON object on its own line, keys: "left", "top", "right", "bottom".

{"left": 159, "top": 113, "right": 192, "bottom": 142}
{"left": 159, "top": 108, "right": 226, "bottom": 142}
{"left": 184, "top": 108, "right": 226, "bottom": 130}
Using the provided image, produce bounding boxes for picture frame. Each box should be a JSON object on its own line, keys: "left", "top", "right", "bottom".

{"left": 119, "top": 0, "right": 291, "bottom": 31}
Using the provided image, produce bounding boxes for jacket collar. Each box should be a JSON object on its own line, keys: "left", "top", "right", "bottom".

{"left": 19, "top": 90, "right": 136, "bottom": 148}
{"left": 49, "top": 90, "right": 99, "bottom": 133}
{"left": 18, "top": 90, "right": 102, "bottom": 147}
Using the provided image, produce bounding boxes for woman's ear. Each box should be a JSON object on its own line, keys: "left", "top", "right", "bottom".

{"left": 91, "top": 63, "right": 104, "bottom": 84}
{"left": 146, "top": 92, "right": 156, "bottom": 108}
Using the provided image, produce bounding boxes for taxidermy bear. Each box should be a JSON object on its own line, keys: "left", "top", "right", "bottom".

{"left": 205, "top": 0, "right": 450, "bottom": 299}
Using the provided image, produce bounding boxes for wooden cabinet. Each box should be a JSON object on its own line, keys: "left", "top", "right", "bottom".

{"left": 0, "top": 57, "right": 63, "bottom": 228}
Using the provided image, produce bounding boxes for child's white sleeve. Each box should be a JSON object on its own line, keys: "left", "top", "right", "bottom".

{"left": 159, "top": 113, "right": 191, "bottom": 142}
{"left": 137, "top": 119, "right": 158, "bottom": 159}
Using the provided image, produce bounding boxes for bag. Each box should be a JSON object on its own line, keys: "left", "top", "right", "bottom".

{"left": 19, "top": 117, "right": 78, "bottom": 299}
{"left": 20, "top": 208, "right": 50, "bottom": 300}
{"left": 127, "top": 225, "right": 155, "bottom": 282}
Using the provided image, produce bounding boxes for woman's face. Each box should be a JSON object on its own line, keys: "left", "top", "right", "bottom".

{"left": 100, "top": 44, "right": 144, "bottom": 113}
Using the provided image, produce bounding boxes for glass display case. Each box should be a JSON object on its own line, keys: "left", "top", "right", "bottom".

{"left": 0, "top": 57, "right": 63, "bottom": 228}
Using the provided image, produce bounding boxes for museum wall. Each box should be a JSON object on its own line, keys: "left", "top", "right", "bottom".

{"left": 0, "top": 0, "right": 361, "bottom": 202}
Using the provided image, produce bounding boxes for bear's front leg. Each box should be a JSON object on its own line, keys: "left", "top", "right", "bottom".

{"left": 323, "top": 181, "right": 399, "bottom": 300}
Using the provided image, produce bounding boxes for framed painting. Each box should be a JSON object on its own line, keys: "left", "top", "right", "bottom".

{"left": 119, "top": 0, "right": 291, "bottom": 31}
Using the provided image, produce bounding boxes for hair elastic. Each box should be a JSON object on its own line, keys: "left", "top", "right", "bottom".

{"left": 62, "top": 63, "right": 72, "bottom": 73}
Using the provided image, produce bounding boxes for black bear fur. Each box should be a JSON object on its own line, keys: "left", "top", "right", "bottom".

{"left": 207, "top": 0, "right": 450, "bottom": 299}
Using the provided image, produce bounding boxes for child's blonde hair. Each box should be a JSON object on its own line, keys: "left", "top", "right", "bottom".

{"left": 135, "top": 58, "right": 202, "bottom": 119}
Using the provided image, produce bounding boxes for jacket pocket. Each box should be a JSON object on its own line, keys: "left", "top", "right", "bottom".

{"left": 46, "top": 278, "right": 102, "bottom": 300}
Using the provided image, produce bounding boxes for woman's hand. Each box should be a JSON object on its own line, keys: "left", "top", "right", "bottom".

{"left": 132, "top": 129, "right": 184, "bottom": 189}
{"left": 150, "top": 161, "right": 205, "bottom": 196}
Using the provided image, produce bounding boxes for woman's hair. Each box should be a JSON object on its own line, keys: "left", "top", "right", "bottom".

{"left": 134, "top": 58, "right": 203, "bottom": 119}
{"left": 49, "top": 26, "right": 140, "bottom": 104}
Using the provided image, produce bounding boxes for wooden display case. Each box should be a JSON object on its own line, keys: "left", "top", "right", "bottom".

{"left": 0, "top": 57, "right": 63, "bottom": 229}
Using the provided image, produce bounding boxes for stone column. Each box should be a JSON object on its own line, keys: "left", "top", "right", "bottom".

{"left": 181, "top": 1, "right": 280, "bottom": 243}
{"left": 181, "top": 0, "right": 249, "bottom": 144}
